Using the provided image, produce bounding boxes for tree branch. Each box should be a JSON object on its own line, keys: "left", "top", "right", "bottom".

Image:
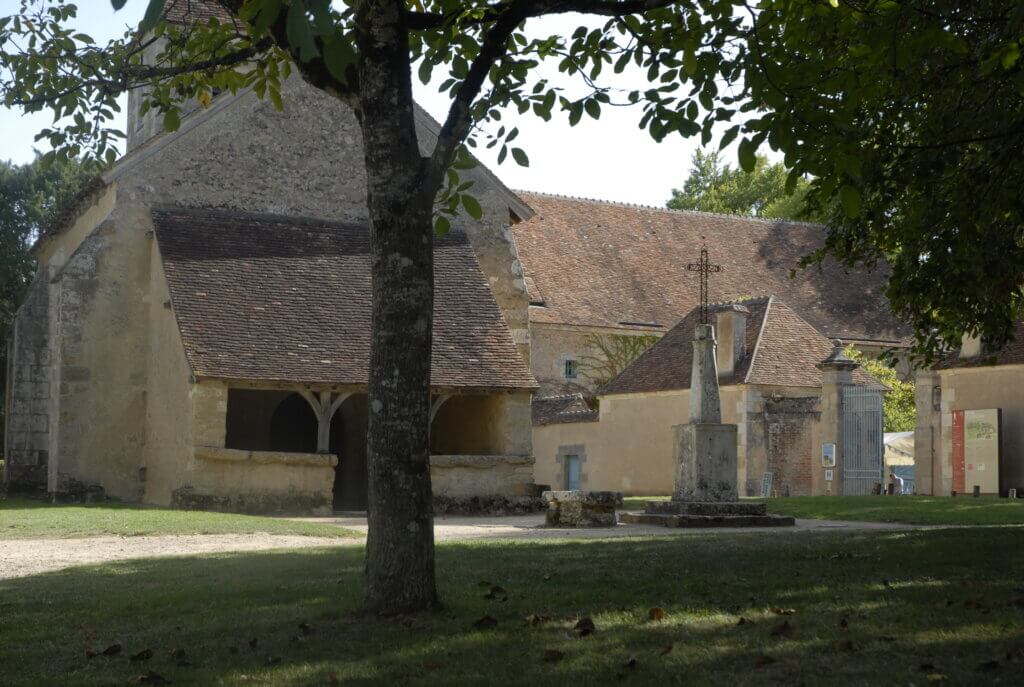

{"left": 408, "top": 0, "right": 682, "bottom": 30}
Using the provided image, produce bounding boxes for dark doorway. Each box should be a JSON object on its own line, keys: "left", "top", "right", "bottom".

{"left": 332, "top": 394, "right": 368, "bottom": 511}
{"left": 269, "top": 393, "right": 318, "bottom": 453}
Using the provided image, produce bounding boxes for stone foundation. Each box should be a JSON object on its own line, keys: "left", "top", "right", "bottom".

{"left": 543, "top": 490, "right": 622, "bottom": 527}
{"left": 433, "top": 493, "right": 545, "bottom": 516}
{"left": 673, "top": 423, "right": 738, "bottom": 502}
{"left": 171, "top": 486, "right": 332, "bottom": 515}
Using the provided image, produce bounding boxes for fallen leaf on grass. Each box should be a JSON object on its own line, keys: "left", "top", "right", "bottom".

{"left": 525, "top": 614, "right": 552, "bottom": 626}
{"left": 755, "top": 655, "right": 776, "bottom": 668}
{"left": 625, "top": 656, "right": 638, "bottom": 669}
{"left": 769, "top": 620, "right": 792, "bottom": 638}
{"left": 574, "top": 617, "right": 596, "bottom": 637}
{"left": 770, "top": 607, "right": 796, "bottom": 616}
{"left": 102, "top": 644, "right": 122, "bottom": 657}
{"left": 248, "top": 637, "right": 259, "bottom": 649}
{"left": 839, "top": 617, "right": 849, "bottom": 629}
{"left": 484, "top": 586, "right": 508, "bottom": 601}
{"left": 976, "top": 660, "right": 1000, "bottom": 672}
{"left": 1009, "top": 597, "right": 1024, "bottom": 608}
{"left": 298, "top": 622, "right": 314, "bottom": 635}
{"left": 130, "top": 649, "right": 153, "bottom": 662}
{"left": 128, "top": 671, "right": 169, "bottom": 685}
{"left": 925, "top": 674, "right": 948, "bottom": 682}
{"left": 648, "top": 607, "right": 666, "bottom": 621}
{"left": 659, "top": 645, "right": 673, "bottom": 656}
{"left": 472, "top": 616, "right": 498, "bottom": 630}
{"left": 736, "top": 617, "right": 751, "bottom": 626}
{"left": 919, "top": 663, "right": 937, "bottom": 672}
{"left": 169, "top": 648, "right": 186, "bottom": 660}
{"left": 543, "top": 649, "right": 564, "bottom": 662}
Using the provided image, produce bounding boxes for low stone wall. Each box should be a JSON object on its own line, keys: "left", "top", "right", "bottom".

{"left": 177, "top": 446, "right": 337, "bottom": 514}
{"left": 430, "top": 454, "right": 534, "bottom": 498}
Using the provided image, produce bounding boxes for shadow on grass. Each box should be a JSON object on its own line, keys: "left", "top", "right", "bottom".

{"left": 1, "top": 529, "right": 1023, "bottom": 686}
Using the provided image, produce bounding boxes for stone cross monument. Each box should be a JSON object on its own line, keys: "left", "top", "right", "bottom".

{"left": 620, "top": 247, "right": 794, "bottom": 528}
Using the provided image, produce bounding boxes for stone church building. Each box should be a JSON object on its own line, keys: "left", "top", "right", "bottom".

{"left": 3, "top": 28, "right": 538, "bottom": 512}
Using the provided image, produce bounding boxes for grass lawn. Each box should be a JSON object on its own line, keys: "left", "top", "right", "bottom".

{"left": 621, "top": 495, "right": 1024, "bottom": 526}
{"left": 0, "top": 498, "right": 359, "bottom": 539}
{"left": 2, "top": 529, "right": 1023, "bottom": 685}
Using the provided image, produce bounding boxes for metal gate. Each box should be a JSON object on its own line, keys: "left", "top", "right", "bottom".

{"left": 841, "top": 387, "right": 884, "bottom": 495}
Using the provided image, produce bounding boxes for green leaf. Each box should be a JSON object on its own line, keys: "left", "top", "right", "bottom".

{"left": 162, "top": 108, "right": 180, "bottom": 132}
{"left": 738, "top": 138, "right": 756, "bottom": 173}
{"left": 434, "top": 215, "right": 451, "bottom": 236}
{"left": 461, "top": 194, "right": 483, "bottom": 220}
{"left": 511, "top": 148, "right": 529, "bottom": 167}
{"left": 418, "top": 59, "right": 433, "bottom": 85}
{"left": 584, "top": 99, "right": 600, "bottom": 120}
{"left": 110, "top": 0, "right": 129, "bottom": 10}
{"left": 252, "top": 0, "right": 283, "bottom": 36}
{"left": 287, "top": 0, "right": 319, "bottom": 63}
{"left": 323, "top": 36, "right": 355, "bottom": 83}
{"left": 139, "top": 0, "right": 167, "bottom": 33}
{"left": 839, "top": 185, "right": 862, "bottom": 218}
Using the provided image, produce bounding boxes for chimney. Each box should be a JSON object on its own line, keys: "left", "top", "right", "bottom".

{"left": 715, "top": 304, "right": 749, "bottom": 378}
{"left": 959, "top": 332, "right": 983, "bottom": 359}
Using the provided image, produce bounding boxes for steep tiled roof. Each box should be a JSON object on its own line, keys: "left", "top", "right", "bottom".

{"left": 513, "top": 193, "right": 908, "bottom": 344}
{"left": 153, "top": 208, "right": 536, "bottom": 389}
{"left": 935, "top": 319, "right": 1024, "bottom": 369}
{"left": 599, "top": 296, "right": 881, "bottom": 396}
{"left": 164, "top": 0, "right": 234, "bottom": 24}
{"left": 532, "top": 393, "right": 599, "bottom": 426}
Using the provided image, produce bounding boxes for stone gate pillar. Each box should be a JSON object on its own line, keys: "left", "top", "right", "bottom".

{"left": 816, "top": 341, "right": 859, "bottom": 495}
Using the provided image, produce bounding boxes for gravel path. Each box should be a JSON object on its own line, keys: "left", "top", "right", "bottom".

{"left": 0, "top": 515, "right": 912, "bottom": 581}
{"left": 0, "top": 533, "right": 342, "bottom": 581}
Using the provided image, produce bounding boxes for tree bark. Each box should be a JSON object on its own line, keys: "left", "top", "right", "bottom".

{"left": 356, "top": 0, "right": 439, "bottom": 615}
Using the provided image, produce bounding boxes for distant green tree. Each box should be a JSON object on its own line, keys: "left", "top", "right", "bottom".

{"left": 0, "top": 155, "right": 93, "bottom": 453}
{"left": 668, "top": 150, "right": 820, "bottom": 221}
{"left": 845, "top": 346, "right": 916, "bottom": 433}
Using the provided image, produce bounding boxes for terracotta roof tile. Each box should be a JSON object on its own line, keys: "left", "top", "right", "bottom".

{"left": 513, "top": 192, "right": 909, "bottom": 344}
{"left": 599, "top": 296, "right": 881, "bottom": 396}
{"left": 153, "top": 208, "right": 536, "bottom": 390}
{"left": 532, "top": 393, "right": 598, "bottom": 426}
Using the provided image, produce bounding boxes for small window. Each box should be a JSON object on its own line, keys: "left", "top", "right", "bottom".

{"left": 565, "top": 454, "right": 581, "bottom": 490}
{"left": 564, "top": 359, "right": 578, "bottom": 379}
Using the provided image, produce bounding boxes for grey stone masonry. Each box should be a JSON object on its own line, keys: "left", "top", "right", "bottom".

{"left": 543, "top": 490, "right": 622, "bottom": 527}
{"left": 689, "top": 324, "right": 721, "bottom": 423}
{"left": 4, "top": 274, "right": 52, "bottom": 490}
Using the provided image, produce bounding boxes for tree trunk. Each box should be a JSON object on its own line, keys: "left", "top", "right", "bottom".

{"left": 357, "top": 0, "right": 439, "bottom": 615}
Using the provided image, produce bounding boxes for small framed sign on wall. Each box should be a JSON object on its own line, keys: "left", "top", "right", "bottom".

{"left": 824, "top": 469, "right": 834, "bottom": 482}
{"left": 822, "top": 443, "right": 836, "bottom": 468}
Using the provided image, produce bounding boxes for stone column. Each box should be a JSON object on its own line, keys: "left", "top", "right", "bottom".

{"left": 816, "top": 341, "right": 859, "bottom": 495}
{"left": 689, "top": 324, "right": 721, "bottom": 423}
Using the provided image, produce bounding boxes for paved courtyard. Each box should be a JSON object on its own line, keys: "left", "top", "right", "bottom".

{"left": 0, "top": 513, "right": 912, "bottom": 581}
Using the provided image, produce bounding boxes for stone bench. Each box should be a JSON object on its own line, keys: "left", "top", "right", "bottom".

{"left": 542, "top": 490, "right": 623, "bottom": 528}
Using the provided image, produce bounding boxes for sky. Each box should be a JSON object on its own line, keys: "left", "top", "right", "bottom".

{"left": 0, "top": 2, "right": 741, "bottom": 207}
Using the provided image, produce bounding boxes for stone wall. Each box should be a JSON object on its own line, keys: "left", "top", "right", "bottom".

{"left": 430, "top": 454, "right": 535, "bottom": 498}
{"left": 3, "top": 274, "right": 52, "bottom": 491}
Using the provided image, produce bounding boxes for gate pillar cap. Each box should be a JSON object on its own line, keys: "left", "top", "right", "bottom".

{"left": 817, "top": 340, "right": 860, "bottom": 372}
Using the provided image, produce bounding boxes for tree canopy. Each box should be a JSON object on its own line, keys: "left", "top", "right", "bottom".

{"left": 667, "top": 149, "right": 818, "bottom": 220}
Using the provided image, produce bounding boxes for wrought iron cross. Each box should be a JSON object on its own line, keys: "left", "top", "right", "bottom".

{"left": 686, "top": 243, "right": 721, "bottom": 324}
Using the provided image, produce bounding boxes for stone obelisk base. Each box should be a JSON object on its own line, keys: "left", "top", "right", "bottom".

{"left": 620, "top": 422, "right": 794, "bottom": 528}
